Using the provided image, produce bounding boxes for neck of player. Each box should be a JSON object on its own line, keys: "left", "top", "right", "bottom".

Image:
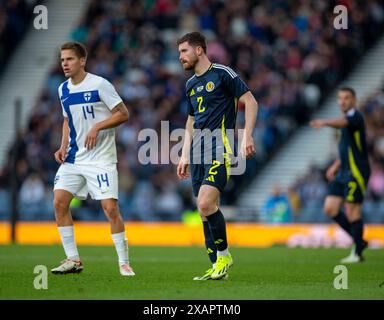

{"left": 194, "top": 56, "right": 212, "bottom": 76}
{"left": 71, "top": 69, "right": 87, "bottom": 85}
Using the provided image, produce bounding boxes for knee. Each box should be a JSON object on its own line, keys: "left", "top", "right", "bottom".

{"left": 197, "top": 198, "right": 216, "bottom": 216}
{"left": 53, "top": 198, "right": 70, "bottom": 215}
{"left": 344, "top": 205, "right": 361, "bottom": 222}
{"left": 324, "top": 204, "right": 338, "bottom": 218}
{"left": 102, "top": 203, "right": 121, "bottom": 222}
{"left": 53, "top": 198, "right": 71, "bottom": 221}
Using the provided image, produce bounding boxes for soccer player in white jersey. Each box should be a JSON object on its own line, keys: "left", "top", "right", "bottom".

{"left": 51, "top": 41, "right": 134, "bottom": 276}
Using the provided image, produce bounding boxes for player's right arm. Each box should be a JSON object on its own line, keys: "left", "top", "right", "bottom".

{"left": 54, "top": 117, "right": 69, "bottom": 164}
{"left": 310, "top": 117, "right": 348, "bottom": 129}
{"left": 326, "top": 159, "right": 341, "bottom": 181}
{"left": 177, "top": 115, "right": 194, "bottom": 179}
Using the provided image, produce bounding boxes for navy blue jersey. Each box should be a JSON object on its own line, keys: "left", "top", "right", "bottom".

{"left": 338, "top": 109, "right": 370, "bottom": 187}
{"left": 185, "top": 63, "right": 249, "bottom": 163}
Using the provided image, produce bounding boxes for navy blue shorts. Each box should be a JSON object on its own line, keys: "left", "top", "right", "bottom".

{"left": 190, "top": 158, "right": 230, "bottom": 197}
{"left": 327, "top": 174, "right": 369, "bottom": 204}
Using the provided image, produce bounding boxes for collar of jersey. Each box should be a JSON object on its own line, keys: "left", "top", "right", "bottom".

{"left": 194, "top": 63, "right": 213, "bottom": 78}
{"left": 69, "top": 72, "right": 89, "bottom": 88}
{"left": 347, "top": 108, "right": 356, "bottom": 116}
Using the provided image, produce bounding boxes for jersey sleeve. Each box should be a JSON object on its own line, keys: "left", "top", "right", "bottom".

{"left": 221, "top": 67, "right": 249, "bottom": 99}
{"left": 99, "top": 79, "right": 123, "bottom": 110}
{"left": 58, "top": 85, "right": 68, "bottom": 118}
{"left": 346, "top": 111, "right": 361, "bottom": 130}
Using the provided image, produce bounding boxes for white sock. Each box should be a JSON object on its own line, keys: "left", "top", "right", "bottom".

{"left": 217, "top": 248, "right": 229, "bottom": 257}
{"left": 111, "top": 231, "right": 129, "bottom": 266}
{"left": 58, "top": 226, "right": 80, "bottom": 261}
{"left": 212, "top": 263, "right": 216, "bottom": 269}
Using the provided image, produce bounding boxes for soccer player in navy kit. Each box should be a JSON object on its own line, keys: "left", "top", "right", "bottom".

{"left": 310, "top": 87, "right": 370, "bottom": 263}
{"left": 176, "top": 32, "right": 258, "bottom": 280}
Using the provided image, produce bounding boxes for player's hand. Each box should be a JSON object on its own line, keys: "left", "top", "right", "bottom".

{"left": 326, "top": 164, "right": 338, "bottom": 182}
{"left": 241, "top": 134, "right": 256, "bottom": 159}
{"left": 85, "top": 125, "right": 100, "bottom": 150}
{"left": 177, "top": 157, "right": 190, "bottom": 179}
{"left": 310, "top": 119, "right": 325, "bottom": 129}
{"left": 54, "top": 147, "right": 67, "bottom": 164}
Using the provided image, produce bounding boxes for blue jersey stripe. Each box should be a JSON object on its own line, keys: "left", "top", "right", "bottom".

{"left": 60, "top": 87, "right": 102, "bottom": 164}
{"left": 61, "top": 90, "right": 100, "bottom": 105}
{"left": 61, "top": 82, "right": 78, "bottom": 164}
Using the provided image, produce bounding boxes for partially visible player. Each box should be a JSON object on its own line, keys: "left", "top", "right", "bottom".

{"left": 176, "top": 32, "right": 258, "bottom": 280}
{"left": 310, "top": 87, "right": 370, "bottom": 263}
{"left": 51, "top": 41, "right": 135, "bottom": 276}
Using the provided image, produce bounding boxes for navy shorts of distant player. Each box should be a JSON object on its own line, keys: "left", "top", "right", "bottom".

{"left": 185, "top": 63, "right": 249, "bottom": 197}
{"left": 328, "top": 108, "right": 371, "bottom": 203}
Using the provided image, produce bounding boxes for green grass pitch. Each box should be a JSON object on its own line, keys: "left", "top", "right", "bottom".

{"left": 0, "top": 245, "right": 383, "bottom": 299}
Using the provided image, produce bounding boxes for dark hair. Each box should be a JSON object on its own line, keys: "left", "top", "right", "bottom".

{"left": 60, "top": 41, "right": 87, "bottom": 59}
{"left": 176, "top": 32, "right": 207, "bottom": 53}
{"left": 338, "top": 87, "right": 356, "bottom": 97}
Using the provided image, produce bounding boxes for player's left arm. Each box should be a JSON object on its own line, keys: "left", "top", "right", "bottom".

{"left": 222, "top": 68, "right": 258, "bottom": 159}
{"left": 310, "top": 117, "right": 348, "bottom": 129}
{"left": 85, "top": 102, "right": 129, "bottom": 150}
{"left": 239, "top": 91, "right": 258, "bottom": 159}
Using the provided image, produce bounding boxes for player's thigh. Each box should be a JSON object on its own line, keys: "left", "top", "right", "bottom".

{"left": 344, "top": 177, "right": 364, "bottom": 221}
{"left": 344, "top": 202, "right": 362, "bottom": 222}
{"left": 201, "top": 160, "right": 229, "bottom": 195}
{"left": 197, "top": 184, "right": 221, "bottom": 216}
{"left": 83, "top": 164, "right": 119, "bottom": 200}
{"left": 324, "top": 196, "right": 343, "bottom": 217}
{"left": 53, "top": 163, "right": 86, "bottom": 203}
{"left": 345, "top": 177, "right": 364, "bottom": 204}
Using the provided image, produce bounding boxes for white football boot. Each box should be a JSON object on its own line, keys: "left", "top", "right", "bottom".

{"left": 119, "top": 263, "right": 135, "bottom": 276}
{"left": 51, "top": 259, "right": 83, "bottom": 274}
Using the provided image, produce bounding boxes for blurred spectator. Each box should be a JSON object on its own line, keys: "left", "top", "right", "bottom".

{"left": 261, "top": 184, "right": 292, "bottom": 223}
{"left": 287, "top": 186, "right": 301, "bottom": 215}
{"left": 0, "top": 0, "right": 33, "bottom": 74}
{"left": 19, "top": 173, "right": 47, "bottom": 219}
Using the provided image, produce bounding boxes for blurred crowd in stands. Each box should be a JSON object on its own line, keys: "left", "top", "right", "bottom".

{"left": 0, "top": 0, "right": 34, "bottom": 75}
{"left": 1, "top": 0, "right": 384, "bottom": 221}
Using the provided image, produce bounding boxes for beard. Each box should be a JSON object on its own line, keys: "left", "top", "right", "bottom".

{"left": 181, "top": 56, "right": 198, "bottom": 71}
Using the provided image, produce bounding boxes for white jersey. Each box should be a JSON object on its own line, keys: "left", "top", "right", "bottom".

{"left": 58, "top": 73, "right": 122, "bottom": 165}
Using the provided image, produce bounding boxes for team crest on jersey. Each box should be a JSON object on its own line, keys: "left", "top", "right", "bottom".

{"left": 197, "top": 85, "right": 204, "bottom": 92}
{"left": 84, "top": 92, "right": 92, "bottom": 102}
{"left": 206, "top": 81, "right": 215, "bottom": 92}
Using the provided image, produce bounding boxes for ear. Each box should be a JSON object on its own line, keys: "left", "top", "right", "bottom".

{"left": 196, "top": 46, "right": 204, "bottom": 57}
{"left": 80, "top": 57, "right": 86, "bottom": 67}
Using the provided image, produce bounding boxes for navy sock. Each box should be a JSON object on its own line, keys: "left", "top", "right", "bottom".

{"left": 350, "top": 219, "right": 364, "bottom": 256}
{"left": 206, "top": 209, "right": 228, "bottom": 251}
{"left": 203, "top": 221, "right": 217, "bottom": 264}
{"left": 333, "top": 210, "right": 352, "bottom": 236}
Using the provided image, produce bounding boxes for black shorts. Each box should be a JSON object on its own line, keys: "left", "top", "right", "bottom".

{"left": 327, "top": 174, "right": 369, "bottom": 204}
{"left": 190, "top": 158, "right": 231, "bottom": 197}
